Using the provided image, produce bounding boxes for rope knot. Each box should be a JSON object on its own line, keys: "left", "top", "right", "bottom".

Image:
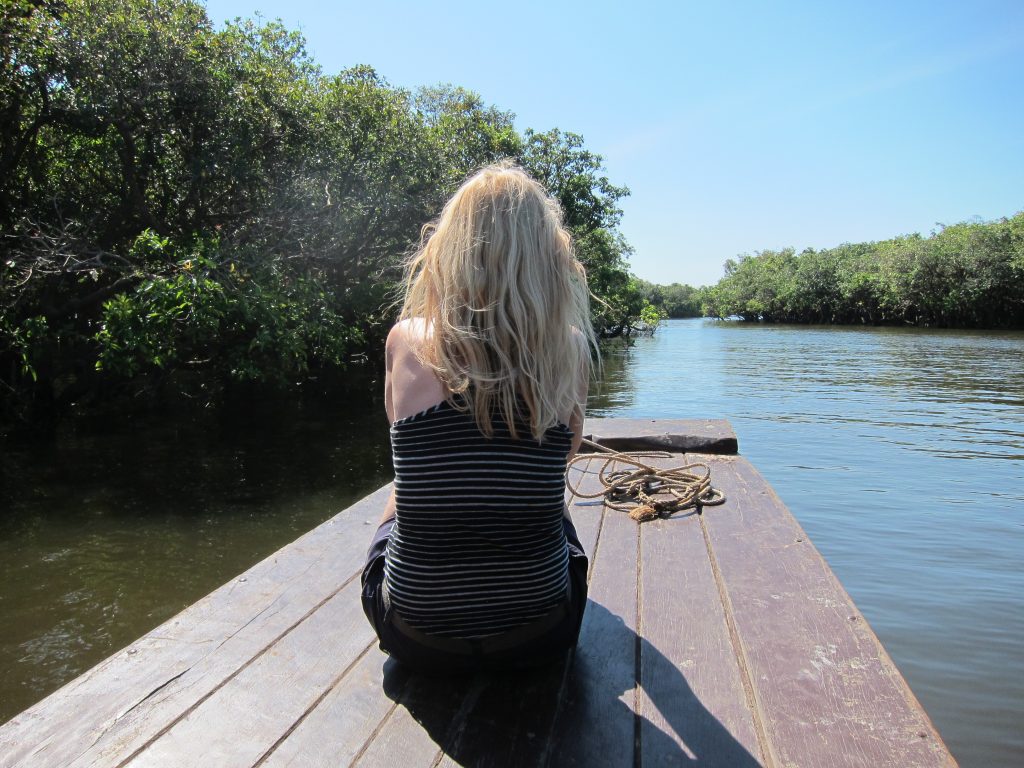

{"left": 566, "top": 441, "right": 727, "bottom": 524}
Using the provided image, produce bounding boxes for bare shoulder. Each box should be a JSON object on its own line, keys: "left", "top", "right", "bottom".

{"left": 386, "top": 317, "right": 429, "bottom": 357}
{"left": 385, "top": 318, "right": 446, "bottom": 421}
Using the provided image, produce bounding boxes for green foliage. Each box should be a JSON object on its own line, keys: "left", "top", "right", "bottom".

{"left": 416, "top": 84, "right": 521, "bottom": 186}
{"left": 94, "top": 235, "right": 364, "bottom": 382}
{"left": 572, "top": 230, "right": 642, "bottom": 337}
{"left": 0, "top": 0, "right": 641, "bottom": 423}
{"left": 699, "top": 214, "right": 1024, "bottom": 327}
{"left": 97, "top": 273, "right": 224, "bottom": 377}
{"left": 637, "top": 280, "right": 704, "bottom": 318}
{"left": 638, "top": 301, "right": 668, "bottom": 329}
{"left": 3, "top": 315, "right": 48, "bottom": 384}
{"left": 519, "top": 128, "right": 627, "bottom": 234}
{"left": 516, "top": 130, "right": 639, "bottom": 336}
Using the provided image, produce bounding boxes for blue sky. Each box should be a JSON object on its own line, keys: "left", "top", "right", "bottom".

{"left": 204, "top": 0, "right": 1024, "bottom": 287}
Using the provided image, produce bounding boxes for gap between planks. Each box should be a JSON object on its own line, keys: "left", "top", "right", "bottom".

{"left": 634, "top": 517, "right": 643, "bottom": 768}
{"left": 697, "top": 488, "right": 776, "bottom": 768}
{"left": 251, "top": 639, "right": 378, "bottom": 767}
{"left": 115, "top": 567, "right": 366, "bottom": 768}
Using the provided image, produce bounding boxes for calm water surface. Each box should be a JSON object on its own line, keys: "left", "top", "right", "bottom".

{"left": 591, "top": 319, "right": 1024, "bottom": 767}
{"left": 1, "top": 320, "right": 1022, "bottom": 766}
{"left": 0, "top": 387, "right": 394, "bottom": 724}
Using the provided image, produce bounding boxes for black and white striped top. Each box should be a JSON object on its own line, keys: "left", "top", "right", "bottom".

{"left": 383, "top": 397, "right": 573, "bottom": 639}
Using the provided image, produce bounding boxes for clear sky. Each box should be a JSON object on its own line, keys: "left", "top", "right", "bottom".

{"left": 204, "top": 0, "right": 1024, "bottom": 287}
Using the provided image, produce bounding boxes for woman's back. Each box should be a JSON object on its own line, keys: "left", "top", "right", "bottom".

{"left": 385, "top": 396, "right": 572, "bottom": 639}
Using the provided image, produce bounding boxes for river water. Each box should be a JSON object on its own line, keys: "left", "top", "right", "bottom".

{"left": 1, "top": 319, "right": 1022, "bottom": 766}
{"left": 591, "top": 319, "right": 1024, "bottom": 767}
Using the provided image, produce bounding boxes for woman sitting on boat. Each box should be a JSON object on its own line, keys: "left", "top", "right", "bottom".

{"left": 360, "top": 161, "right": 596, "bottom": 671}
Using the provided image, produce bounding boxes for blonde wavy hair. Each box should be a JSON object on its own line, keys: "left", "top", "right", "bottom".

{"left": 399, "top": 162, "right": 597, "bottom": 441}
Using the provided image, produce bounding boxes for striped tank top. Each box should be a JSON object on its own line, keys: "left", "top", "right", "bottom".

{"left": 383, "top": 396, "right": 573, "bottom": 639}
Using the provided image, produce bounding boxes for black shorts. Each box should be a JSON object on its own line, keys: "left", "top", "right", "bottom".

{"left": 360, "top": 516, "right": 589, "bottom": 673}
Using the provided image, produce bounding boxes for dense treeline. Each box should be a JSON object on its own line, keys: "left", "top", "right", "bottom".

{"left": 0, "top": 0, "right": 650, "bottom": 425}
{"left": 700, "top": 214, "right": 1024, "bottom": 327}
{"left": 636, "top": 280, "right": 703, "bottom": 318}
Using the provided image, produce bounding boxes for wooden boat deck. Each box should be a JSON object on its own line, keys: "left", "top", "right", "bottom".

{"left": 0, "top": 419, "right": 956, "bottom": 767}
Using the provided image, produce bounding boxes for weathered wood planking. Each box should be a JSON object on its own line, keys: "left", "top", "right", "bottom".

{"left": 637, "top": 470, "right": 764, "bottom": 766}
{"left": 347, "top": 668, "right": 481, "bottom": 767}
{"left": 547, "top": 492, "right": 639, "bottom": 766}
{"left": 259, "top": 646, "right": 408, "bottom": 768}
{"left": 699, "top": 453, "right": 957, "bottom": 768}
{"left": 127, "top": 581, "right": 374, "bottom": 766}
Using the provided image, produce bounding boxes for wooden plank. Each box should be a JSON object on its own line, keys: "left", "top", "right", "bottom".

{"left": 125, "top": 579, "right": 375, "bottom": 767}
{"left": 430, "top": 666, "right": 564, "bottom": 768}
{"left": 0, "top": 485, "right": 392, "bottom": 768}
{"left": 547, "top": 471, "right": 639, "bottom": 767}
{"left": 585, "top": 418, "right": 737, "bottom": 454}
{"left": 258, "top": 647, "right": 410, "bottom": 768}
{"left": 349, "top": 672, "right": 487, "bottom": 767}
{"left": 699, "top": 454, "right": 958, "bottom": 767}
{"left": 638, "top": 492, "right": 765, "bottom": 766}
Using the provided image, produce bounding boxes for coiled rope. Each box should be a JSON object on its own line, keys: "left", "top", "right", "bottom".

{"left": 567, "top": 438, "right": 726, "bottom": 523}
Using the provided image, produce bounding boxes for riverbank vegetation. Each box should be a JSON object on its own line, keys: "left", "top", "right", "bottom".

{"left": 637, "top": 281, "right": 704, "bottom": 319}
{"left": 0, "top": 0, "right": 651, "bottom": 426}
{"left": 699, "top": 213, "right": 1024, "bottom": 327}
